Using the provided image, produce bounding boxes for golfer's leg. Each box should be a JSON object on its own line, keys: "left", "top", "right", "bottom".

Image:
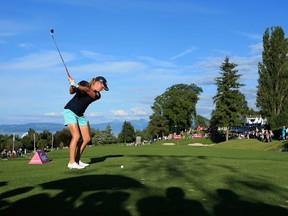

{"left": 78, "top": 125, "right": 91, "bottom": 157}
{"left": 67, "top": 123, "right": 81, "bottom": 164}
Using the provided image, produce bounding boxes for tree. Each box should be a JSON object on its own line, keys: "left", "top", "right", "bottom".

{"left": 54, "top": 128, "right": 71, "bottom": 148}
{"left": 92, "top": 129, "right": 107, "bottom": 145}
{"left": 0, "top": 134, "right": 23, "bottom": 152}
{"left": 148, "top": 83, "right": 202, "bottom": 137}
{"left": 21, "top": 128, "right": 37, "bottom": 150}
{"left": 256, "top": 26, "right": 288, "bottom": 129}
{"left": 38, "top": 129, "right": 52, "bottom": 149}
{"left": 247, "top": 108, "right": 260, "bottom": 116}
{"left": 192, "top": 115, "right": 210, "bottom": 128}
{"left": 147, "top": 114, "right": 169, "bottom": 139}
{"left": 211, "top": 56, "right": 249, "bottom": 141}
{"left": 91, "top": 127, "right": 117, "bottom": 145}
{"left": 103, "top": 124, "right": 117, "bottom": 144}
{"left": 118, "top": 121, "right": 135, "bottom": 143}
{"left": 37, "top": 139, "right": 48, "bottom": 150}
{"left": 0, "top": 134, "right": 7, "bottom": 150}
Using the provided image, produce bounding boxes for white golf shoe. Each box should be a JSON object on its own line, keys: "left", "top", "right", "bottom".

{"left": 68, "top": 162, "right": 85, "bottom": 169}
{"left": 78, "top": 160, "right": 90, "bottom": 167}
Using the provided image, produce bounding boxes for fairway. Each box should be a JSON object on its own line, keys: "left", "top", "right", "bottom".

{"left": 1, "top": 143, "right": 288, "bottom": 216}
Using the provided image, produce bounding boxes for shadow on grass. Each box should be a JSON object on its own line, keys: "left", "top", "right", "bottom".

{"left": 213, "top": 189, "right": 288, "bottom": 216}
{"left": 1, "top": 154, "right": 288, "bottom": 216}
{"left": 0, "top": 174, "right": 143, "bottom": 216}
{"left": 136, "top": 187, "right": 288, "bottom": 216}
{"left": 0, "top": 181, "right": 8, "bottom": 187}
{"left": 89, "top": 154, "right": 124, "bottom": 164}
{"left": 0, "top": 186, "right": 33, "bottom": 200}
{"left": 1, "top": 176, "right": 288, "bottom": 216}
{"left": 137, "top": 186, "right": 210, "bottom": 216}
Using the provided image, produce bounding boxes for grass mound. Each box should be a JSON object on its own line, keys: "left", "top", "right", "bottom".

{"left": 156, "top": 137, "right": 285, "bottom": 152}
{"left": 212, "top": 139, "right": 284, "bottom": 151}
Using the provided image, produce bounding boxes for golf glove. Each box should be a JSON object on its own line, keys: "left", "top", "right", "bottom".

{"left": 69, "top": 79, "right": 79, "bottom": 88}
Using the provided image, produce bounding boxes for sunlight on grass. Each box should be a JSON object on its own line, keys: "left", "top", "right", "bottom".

{"left": 1, "top": 139, "right": 288, "bottom": 215}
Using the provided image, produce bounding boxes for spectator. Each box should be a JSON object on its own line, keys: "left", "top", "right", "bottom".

{"left": 264, "top": 130, "right": 271, "bottom": 142}
{"left": 269, "top": 130, "right": 273, "bottom": 142}
{"left": 282, "top": 126, "right": 286, "bottom": 140}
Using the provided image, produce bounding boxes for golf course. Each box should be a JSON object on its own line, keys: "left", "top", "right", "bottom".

{"left": 1, "top": 139, "right": 288, "bottom": 216}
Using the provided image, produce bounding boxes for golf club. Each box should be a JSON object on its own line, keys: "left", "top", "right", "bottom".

{"left": 50, "top": 28, "right": 71, "bottom": 78}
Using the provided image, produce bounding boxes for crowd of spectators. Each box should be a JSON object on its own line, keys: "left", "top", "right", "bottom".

{"left": 213, "top": 125, "right": 277, "bottom": 142}
{"left": 1, "top": 148, "right": 24, "bottom": 160}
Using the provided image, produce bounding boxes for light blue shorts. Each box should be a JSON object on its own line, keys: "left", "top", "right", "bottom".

{"left": 63, "top": 109, "right": 88, "bottom": 126}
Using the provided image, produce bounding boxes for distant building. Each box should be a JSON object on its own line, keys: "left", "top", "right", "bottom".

{"left": 213, "top": 115, "right": 268, "bottom": 133}
{"left": 245, "top": 115, "right": 268, "bottom": 126}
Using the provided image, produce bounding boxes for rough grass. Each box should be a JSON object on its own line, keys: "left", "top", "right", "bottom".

{"left": 1, "top": 139, "right": 288, "bottom": 216}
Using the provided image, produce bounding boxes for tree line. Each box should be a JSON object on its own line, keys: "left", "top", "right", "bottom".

{"left": 0, "top": 121, "right": 147, "bottom": 151}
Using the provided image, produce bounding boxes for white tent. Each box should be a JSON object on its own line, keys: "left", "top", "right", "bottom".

{"left": 245, "top": 116, "right": 268, "bottom": 126}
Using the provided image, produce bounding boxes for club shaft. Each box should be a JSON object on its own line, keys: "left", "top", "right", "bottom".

{"left": 51, "top": 34, "right": 71, "bottom": 78}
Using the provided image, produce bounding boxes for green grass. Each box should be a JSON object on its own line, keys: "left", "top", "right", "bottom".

{"left": 1, "top": 139, "right": 288, "bottom": 216}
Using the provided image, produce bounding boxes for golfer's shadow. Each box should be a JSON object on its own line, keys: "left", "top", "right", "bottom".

{"left": 89, "top": 155, "right": 124, "bottom": 164}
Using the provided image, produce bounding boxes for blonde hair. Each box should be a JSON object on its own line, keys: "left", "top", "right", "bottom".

{"left": 88, "top": 78, "right": 97, "bottom": 88}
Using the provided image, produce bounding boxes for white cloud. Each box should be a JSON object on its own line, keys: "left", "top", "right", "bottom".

{"left": 0, "top": 51, "right": 76, "bottom": 71}
{"left": 44, "top": 112, "right": 62, "bottom": 117}
{"left": 80, "top": 50, "right": 116, "bottom": 61}
{"left": 137, "top": 56, "right": 176, "bottom": 67}
{"left": 170, "top": 47, "right": 198, "bottom": 60}
{"left": 72, "top": 61, "right": 148, "bottom": 76}
{"left": 87, "top": 112, "right": 102, "bottom": 117}
{"left": 111, "top": 109, "right": 129, "bottom": 117}
{"left": 110, "top": 107, "right": 151, "bottom": 121}
{"left": 236, "top": 31, "right": 262, "bottom": 40}
{"left": 249, "top": 43, "right": 263, "bottom": 54}
{"left": 19, "top": 42, "right": 34, "bottom": 48}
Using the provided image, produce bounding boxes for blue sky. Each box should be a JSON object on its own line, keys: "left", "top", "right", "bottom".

{"left": 1, "top": 0, "right": 288, "bottom": 125}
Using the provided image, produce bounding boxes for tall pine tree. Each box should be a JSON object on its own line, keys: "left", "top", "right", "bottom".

{"left": 211, "top": 56, "right": 249, "bottom": 141}
{"left": 118, "top": 121, "right": 135, "bottom": 143}
{"left": 256, "top": 26, "right": 288, "bottom": 128}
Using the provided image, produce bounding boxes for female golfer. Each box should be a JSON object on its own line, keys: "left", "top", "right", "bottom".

{"left": 64, "top": 76, "right": 109, "bottom": 169}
